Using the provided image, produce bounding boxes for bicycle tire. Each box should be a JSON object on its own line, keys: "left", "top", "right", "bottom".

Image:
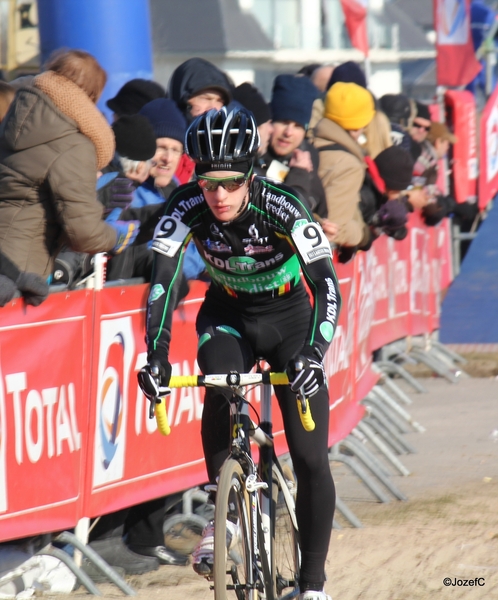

{"left": 271, "top": 463, "right": 300, "bottom": 599}
{"left": 214, "top": 459, "right": 256, "bottom": 600}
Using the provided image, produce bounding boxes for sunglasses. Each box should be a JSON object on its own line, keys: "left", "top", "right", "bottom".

{"left": 413, "top": 123, "right": 431, "bottom": 132}
{"left": 197, "top": 173, "right": 250, "bottom": 192}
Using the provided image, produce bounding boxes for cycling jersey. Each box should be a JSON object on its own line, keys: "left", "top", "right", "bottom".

{"left": 146, "top": 176, "right": 341, "bottom": 363}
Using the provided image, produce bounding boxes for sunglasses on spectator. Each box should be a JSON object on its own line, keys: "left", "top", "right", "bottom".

{"left": 413, "top": 123, "right": 431, "bottom": 132}
{"left": 197, "top": 173, "right": 251, "bottom": 192}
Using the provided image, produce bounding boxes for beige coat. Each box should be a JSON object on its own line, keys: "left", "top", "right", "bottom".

{"left": 0, "top": 71, "right": 117, "bottom": 277}
{"left": 313, "top": 118, "right": 370, "bottom": 247}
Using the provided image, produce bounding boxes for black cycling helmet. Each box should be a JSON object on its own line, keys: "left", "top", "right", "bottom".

{"left": 185, "top": 107, "right": 260, "bottom": 170}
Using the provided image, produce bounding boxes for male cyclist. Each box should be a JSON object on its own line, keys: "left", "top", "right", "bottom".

{"left": 139, "top": 107, "right": 341, "bottom": 600}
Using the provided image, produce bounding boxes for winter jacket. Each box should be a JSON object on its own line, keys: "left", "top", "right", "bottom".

{"left": 313, "top": 117, "right": 371, "bottom": 247}
{"left": 0, "top": 71, "right": 117, "bottom": 277}
{"left": 258, "top": 139, "right": 327, "bottom": 218}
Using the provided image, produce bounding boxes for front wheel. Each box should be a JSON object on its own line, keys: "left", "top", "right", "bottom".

{"left": 272, "top": 462, "right": 300, "bottom": 598}
{"left": 214, "top": 459, "right": 256, "bottom": 600}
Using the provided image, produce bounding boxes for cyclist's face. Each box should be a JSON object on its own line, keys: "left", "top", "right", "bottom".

{"left": 150, "top": 137, "right": 183, "bottom": 188}
{"left": 200, "top": 171, "right": 250, "bottom": 222}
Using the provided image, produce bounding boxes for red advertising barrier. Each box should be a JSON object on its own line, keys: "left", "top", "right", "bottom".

{"left": 0, "top": 218, "right": 452, "bottom": 542}
{"left": 445, "top": 90, "right": 478, "bottom": 204}
{"left": 0, "top": 290, "right": 93, "bottom": 541}
{"left": 479, "top": 84, "right": 498, "bottom": 210}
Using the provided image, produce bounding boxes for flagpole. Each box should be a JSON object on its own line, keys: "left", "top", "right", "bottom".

{"left": 364, "top": 55, "right": 371, "bottom": 87}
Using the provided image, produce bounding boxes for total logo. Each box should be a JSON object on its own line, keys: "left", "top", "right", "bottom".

{"left": 437, "top": 0, "right": 469, "bottom": 46}
{"left": 92, "top": 317, "right": 135, "bottom": 488}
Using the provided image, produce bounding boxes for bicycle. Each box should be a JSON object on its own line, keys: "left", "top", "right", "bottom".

{"left": 148, "top": 367, "right": 315, "bottom": 600}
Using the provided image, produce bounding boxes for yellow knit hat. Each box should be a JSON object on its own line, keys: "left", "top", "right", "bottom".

{"left": 324, "top": 82, "right": 375, "bottom": 130}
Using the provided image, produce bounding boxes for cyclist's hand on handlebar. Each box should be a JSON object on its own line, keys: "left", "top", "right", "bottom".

{"left": 286, "top": 346, "right": 326, "bottom": 397}
{"left": 137, "top": 359, "right": 171, "bottom": 400}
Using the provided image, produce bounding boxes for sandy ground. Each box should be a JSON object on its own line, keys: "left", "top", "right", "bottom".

{"left": 46, "top": 375, "right": 498, "bottom": 600}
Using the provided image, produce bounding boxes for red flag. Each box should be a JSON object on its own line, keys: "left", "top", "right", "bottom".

{"left": 339, "top": 0, "right": 369, "bottom": 56}
{"left": 434, "top": 0, "right": 482, "bottom": 86}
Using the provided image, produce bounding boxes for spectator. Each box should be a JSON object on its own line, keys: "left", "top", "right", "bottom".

{"left": 104, "top": 98, "right": 188, "bottom": 282}
{"left": 0, "top": 81, "right": 14, "bottom": 123}
{"left": 379, "top": 93, "right": 414, "bottom": 152}
{"left": 106, "top": 78, "right": 166, "bottom": 121}
{"left": 0, "top": 49, "right": 137, "bottom": 279}
{"left": 313, "top": 81, "right": 376, "bottom": 256}
{"left": 407, "top": 101, "right": 434, "bottom": 210}
{"left": 326, "top": 60, "right": 367, "bottom": 90}
{"left": 297, "top": 62, "right": 322, "bottom": 78}
{"left": 370, "top": 146, "right": 414, "bottom": 240}
{"left": 309, "top": 60, "right": 367, "bottom": 136}
{"left": 421, "top": 122, "right": 477, "bottom": 227}
{"left": 362, "top": 108, "right": 392, "bottom": 159}
{"left": 232, "top": 82, "right": 273, "bottom": 156}
{"left": 168, "top": 57, "right": 232, "bottom": 122}
{"left": 310, "top": 65, "right": 335, "bottom": 93}
{"left": 260, "top": 74, "right": 327, "bottom": 217}
{"left": 52, "top": 114, "right": 156, "bottom": 288}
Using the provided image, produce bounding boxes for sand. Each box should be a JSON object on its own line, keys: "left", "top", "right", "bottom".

{"left": 45, "top": 376, "right": 498, "bottom": 600}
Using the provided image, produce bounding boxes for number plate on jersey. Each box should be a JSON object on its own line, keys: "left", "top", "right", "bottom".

{"left": 291, "top": 222, "right": 332, "bottom": 264}
{"left": 152, "top": 216, "right": 191, "bottom": 257}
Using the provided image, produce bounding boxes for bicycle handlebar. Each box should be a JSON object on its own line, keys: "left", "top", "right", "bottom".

{"left": 151, "top": 372, "right": 316, "bottom": 436}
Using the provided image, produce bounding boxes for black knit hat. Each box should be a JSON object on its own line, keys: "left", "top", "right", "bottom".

{"left": 139, "top": 98, "right": 187, "bottom": 144}
{"left": 270, "top": 74, "right": 317, "bottom": 129}
{"left": 232, "top": 83, "right": 271, "bottom": 126}
{"left": 112, "top": 115, "right": 157, "bottom": 161}
{"left": 415, "top": 101, "right": 431, "bottom": 121}
{"left": 374, "top": 146, "right": 414, "bottom": 191}
{"left": 379, "top": 94, "right": 411, "bottom": 125}
{"left": 327, "top": 61, "right": 367, "bottom": 90}
{"left": 106, "top": 79, "right": 166, "bottom": 116}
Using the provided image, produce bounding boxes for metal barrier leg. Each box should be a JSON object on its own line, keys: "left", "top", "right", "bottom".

{"left": 329, "top": 445, "right": 391, "bottom": 503}
{"left": 380, "top": 376, "right": 414, "bottom": 406}
{"left": 410, "top": 348, "right": 460, "bottom": 383}
{"left": 363, "top": 412, "right": 413, "bottom": 455}
{"left": 371, "top": 386, "right": 426, "bottom": 433}
{"left": 356, "top": 422, "right": 411, "bottom": 476}
{"left": 427, "top": 346, "right": 470, "bottom": 378}
{"left": 430, "top": 340, "right": 468, "bottom": 364}
{"left": 364, "top": 393, "right": 412, "bottom": 435}
{"left": 335, "top": 495, "right": 363, "bottom": 528}
{"left": 350, "top": 427, "right": 391, "bottom": 477}
{"left": 340, "top": 437, "right": 408, "bottom": 501}
{"left": 38, "top": 544, "right": 102, "bottom": 596}
{"left": 375, "top": 360, "right": 428, "bottom": 393}
{"left": 54, "top": 531, "right": 136, "bottom": 596}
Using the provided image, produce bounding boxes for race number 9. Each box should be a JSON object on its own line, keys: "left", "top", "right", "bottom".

{"left": 291, "top": 222, "right": 332, "bottom": 264}
{"left": 303, "top": 224, "right": 322, "bottom": 248}
{"left": 159, "top": 217, "right": 177, "bottom": 238}
{"left": 152, "top": 216, "right": 190, "bottom": 257}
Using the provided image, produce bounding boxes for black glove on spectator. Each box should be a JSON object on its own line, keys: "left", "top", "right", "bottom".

{"left": 16, "top": 272, "right": 49, "bottom": 306}
{"left": 453, "top": 200, "right": 479, "bottom": 225}
{"left": 138, "top": 358, "right": 172, "bottom": 400}
{"left": 422, "top": 195, "right": 456, "bottom": 227}
{"left": 337, "top": 245, "right": 358, "bottom": 264}
{"left": 0, "top": 275, "right": 17, "bottom": 307}
{"left": 371, "top": 200, "right": 408, "bottom": 236}
{"left": 286, "top": 346, "right": 326, "bottom": 397}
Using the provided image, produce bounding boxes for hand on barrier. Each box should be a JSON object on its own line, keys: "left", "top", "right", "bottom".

{"left": 110, "top": 220, "right": 140, "bottom": 254}
{"left": 286, "top": 346, "right": 326, "bottom": 398}
{"left": 16, "top": 272, "right": 49, "bottom": 306}
{"left": 371, "top": 200, "right": 408, "bottom": 237}
{"left": 137, "top": 359, "right": 171, "bottom": 400}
